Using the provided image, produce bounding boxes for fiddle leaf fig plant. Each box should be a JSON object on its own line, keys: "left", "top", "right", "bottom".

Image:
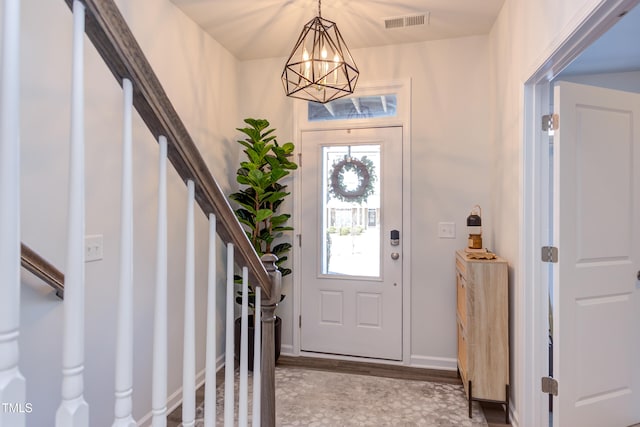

{"left": 230, "top": 118, "right": 297, "bottom": 307}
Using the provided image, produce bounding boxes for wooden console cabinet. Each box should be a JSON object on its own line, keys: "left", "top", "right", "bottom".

{"left": 455, "top": 250, "right": 509, "bottom": 423}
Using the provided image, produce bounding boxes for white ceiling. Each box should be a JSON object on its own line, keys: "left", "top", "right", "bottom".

{"left": 170, "top": 0, "right": 506, "bottom": 61}
{"left": 170, "top": 0, "right": 640, "bottom": 74}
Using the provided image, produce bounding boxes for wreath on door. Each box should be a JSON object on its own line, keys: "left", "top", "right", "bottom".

{"left": 329, "top": 156, "right": 377, "bottom": 204}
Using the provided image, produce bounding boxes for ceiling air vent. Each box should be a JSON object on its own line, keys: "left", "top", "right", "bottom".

{"left": 385, "top": 17, "right": 405, "bottom": 29}
{"left": 384, "top": 12, "right": 430, "bottom": 29}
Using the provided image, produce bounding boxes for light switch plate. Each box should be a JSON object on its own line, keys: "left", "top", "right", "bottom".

{"left": 438, "top": 222, "right": 456, "bottom": 239}
{"left": 85, "top": 234, "right": 104, "bottom": 262}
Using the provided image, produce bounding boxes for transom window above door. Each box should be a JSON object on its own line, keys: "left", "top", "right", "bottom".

{"left": 308, "top": 94, "right": 397, "bottom": 122}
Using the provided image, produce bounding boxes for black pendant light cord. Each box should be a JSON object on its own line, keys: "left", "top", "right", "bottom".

{"left": 318, "top": 0, "right": 322, "bottom": 18}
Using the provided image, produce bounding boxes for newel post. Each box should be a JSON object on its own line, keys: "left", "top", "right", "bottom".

{"left": 260, "top": 254, "right": 281, "bottom": 427}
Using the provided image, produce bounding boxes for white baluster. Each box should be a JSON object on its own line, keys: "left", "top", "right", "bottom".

{"left": 204, "top": 214, "right": 217, "bottom": 427}
{"left": 252, "top": 287, "right": 261, "bottom": 427}
{"left": 0, "top": 0, "right": 26, "bottom": 426}
{"left": 182, "top": 180, "right": 196, "bottom": 427}
{"left": 112, "top": 78, "right": 136, "bottom": 427}
{"left": 56, "top": 1, "right": 90, "bottom": 425}
{"left": 223, "top": 244, "right": 235, "bottom": 427}
{"left": 239, "top": 268, "right": 249, "bottom": 427}
{"left": 151, "top": 136, "right": 168, "bottom": 427}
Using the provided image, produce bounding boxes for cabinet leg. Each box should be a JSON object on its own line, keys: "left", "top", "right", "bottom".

{"left": 468, "top": 380, "right": 473, "bottom": 418}
{"left": 505, "top": 384, "right": 510, "bottom": 424}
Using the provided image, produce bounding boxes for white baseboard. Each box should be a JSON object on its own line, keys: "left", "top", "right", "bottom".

{"left": 409, "top": 354, "right": 458, "bottom": 371}
{"left": 280, "top": 344, "right": 294, "bottom": 356}
{"left": 509, "top": 406, "right": 520, "bottom": 427}
{"left": 138, "top": 354, "right": 225, "bottom": 427}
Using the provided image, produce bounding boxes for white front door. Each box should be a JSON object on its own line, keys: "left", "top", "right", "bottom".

{"left": 299, "top": 127, "right": 403, "bottom": 360}
{"left": 553, "top": 81, "right": 640, "bottom": 426}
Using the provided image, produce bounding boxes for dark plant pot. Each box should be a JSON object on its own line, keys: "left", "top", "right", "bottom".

{"left": 234, "top": 315, "right": 281, "bottom": 371}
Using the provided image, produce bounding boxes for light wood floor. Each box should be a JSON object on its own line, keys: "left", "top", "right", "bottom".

{"left": 167, "top": 355, "right": 511, "bottom": 426}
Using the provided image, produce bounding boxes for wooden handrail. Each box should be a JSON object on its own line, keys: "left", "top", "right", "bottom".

{"left": 62, "top": 0, "right": 271, "bottom": 297}
{"left": 20, "top": 243, "right": 65, "bottom": 299}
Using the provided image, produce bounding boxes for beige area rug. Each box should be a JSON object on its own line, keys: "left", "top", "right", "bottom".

{"left": 188, "top": 366, "right": 488, "bottom": 427}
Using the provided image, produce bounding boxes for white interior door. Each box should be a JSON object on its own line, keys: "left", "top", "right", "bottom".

{"left": 299, "top": 127, "right": 402, "bottom": 360}
{"left": 553, "top": 81, "right": 640, "bottom": 427}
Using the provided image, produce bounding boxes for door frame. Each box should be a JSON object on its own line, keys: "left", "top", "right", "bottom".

{"left": 522, "top": 1, "right": 639, "bottom": 426}
{"left": 291, "top": 79, "right": 412, "bottom": 364}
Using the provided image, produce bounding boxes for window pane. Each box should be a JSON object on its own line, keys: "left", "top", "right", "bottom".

{"left": 322, "top": 145, "right": 381, "bottom": 277}
{"left": 309, "top": 94, "right": 397, "bottom": 122}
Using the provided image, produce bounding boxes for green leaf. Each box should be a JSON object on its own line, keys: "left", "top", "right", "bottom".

{"left": 261, "top": 128, "right": 276, "bottom": 139}
{"left": 244, "top": 118, "right": 269, "bottom": 132}
{"left": 264, "top": 155, "right": 280, "bottom": 170}
{"left": 247, "top": 148, "right": 262, "bottom": 164}
{"left": 255, "top": 209, "right": 273, "bottom": 223}
{"left": 239, "top": 127, "right": 262, "bottom": 143}
{"left": 246, "top": 169, "right": 268, "bottom": 192}
{"left": 280, "top": 268, "right": 292, "bottom": 277}
{"left": 237, "top": 186, "right": 258, "bottom": 198}
{"left": 248, "top": 168, "right": 264, "bottom": 182}
{"left": 237, "top": 218, "right": 255, "bottom": 229}
{"left": 237, "top": 175, "right": 252, "bottom": 186}
{"left": 258, "top": 190, "right": 285, "bottom": 204}
{"left": 269, "top": 168, "right": 288, "bottom": 183}
{"left": 282, "top": 160, "right": 298, "bottom": 170}
{"left": 263, "top": 191, "right": 289, "bottom": 204}
{"left": 271, "top": 182, "right": 286, "bottom": 191}
{"left": 230, "top": 196, "right": 258, "bottom": 211}
{"left": 237, "top": 202, "right": 261, "bottom": 215}
{"left": 272, "top": 243, "right": 292, "bottom": 254}
{"left": 235, "top": 209, "right": 256, "bottom": 227}
{"left": 281, "top": 142, "right": 295, "bottom": 154}
{"left": 259, "top": 228, "right": 275, "bottom": 244}
{"left": 230, "top": 190, "right": 257, "bottom": 202}
{"left": 237, "top": 140, "right": 253, "bottom": 151}
{"left": 270, "top": 214, "right": 290, "bottom": 226}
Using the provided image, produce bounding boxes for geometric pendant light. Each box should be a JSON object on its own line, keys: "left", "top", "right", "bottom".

{"left": 281, "top": 0, "right": 359, "bottom": 104}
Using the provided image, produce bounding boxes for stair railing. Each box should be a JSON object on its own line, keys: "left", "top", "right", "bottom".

{"left": 20, "top": 243, "right": 65, "bottom": 299}
{"left": 1, "top": 0, "right": 280, "bottom": 426}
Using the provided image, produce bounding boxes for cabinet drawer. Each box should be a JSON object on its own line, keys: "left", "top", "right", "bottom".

{"left": 456, "top": 271, "right": 467, "bottom": 326}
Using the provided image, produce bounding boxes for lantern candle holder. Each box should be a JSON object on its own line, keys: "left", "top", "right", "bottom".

{"left": 467, "top": 205, "right": 483, "bottom": 250}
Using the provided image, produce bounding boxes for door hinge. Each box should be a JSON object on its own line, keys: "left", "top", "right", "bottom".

{"left": 298, "top": 153, "right": 302, "bottom": 168}
{"left": 297, "top": 234, "right": 302, "bottom": 247}
{"left": 541, "top": 377, "right": 558, "bottom": 396}
{"left": 299, "top": 315, "right": 302, "bottom": 328}
{"left": 541, "top": 246, "right": 558, "bottom": 263}
{"left": 542, "top": 114, "right": 559, "bottom": 133}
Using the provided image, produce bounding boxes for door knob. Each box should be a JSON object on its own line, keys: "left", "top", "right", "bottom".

{"left": 391, "top": 252, "right": 400, "bottom": 260}
{"left": 637, "top": 270, "right": 640, "bottom": 281}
